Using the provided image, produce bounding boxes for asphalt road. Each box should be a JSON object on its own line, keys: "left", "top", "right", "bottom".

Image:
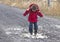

{"left": 0, "top": 4, "right": 60, "bottom": 42}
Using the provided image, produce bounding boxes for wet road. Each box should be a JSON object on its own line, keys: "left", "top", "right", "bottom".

{"left": 0, "top": 4, "right": 60, "bottom": 42}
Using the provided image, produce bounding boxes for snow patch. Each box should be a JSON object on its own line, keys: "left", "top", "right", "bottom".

{"left": 5, "top": 26, "right": 24, "bottom": 31}
{"left": 55, "top": 25, "right": 60, "bottom": 28}
{"left": 6, "top": 32, "right": 12, "bottom": 35}
{"left": 37, "top": 33, "right": 48, "bottom": 39}
{"left": 22, "top": 33, "right": 48, "bottom": 39}
{"left": 5, "top": 28, "right": 21, "bottom": 31}
{"left": 5, "top": 26, "right": 25, "bottom": 35}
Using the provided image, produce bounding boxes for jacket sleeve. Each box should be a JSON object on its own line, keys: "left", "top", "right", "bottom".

{"left": 37, "top": 11, "right": 43, "bottom": 17}
{"left": 23, "top": 9, "right": 29, "bottom": 16}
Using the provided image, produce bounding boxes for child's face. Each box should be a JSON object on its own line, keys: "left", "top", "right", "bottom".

{"left": 31, "top": 5, "right": 37, "bottom": 12}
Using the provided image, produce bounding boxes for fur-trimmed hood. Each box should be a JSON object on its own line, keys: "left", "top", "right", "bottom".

{"left": 29, "top": 3, "right": 39, "bottom": 11}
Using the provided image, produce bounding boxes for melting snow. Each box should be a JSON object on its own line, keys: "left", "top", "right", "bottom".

{"left": 6, "top": 32, "right": 12, "bottom": 35}
{"left": 55, "top": 25, "right": 60, "bottom": 28}
{"left": 22, "top": 33, "right": 48, "bottom": 39}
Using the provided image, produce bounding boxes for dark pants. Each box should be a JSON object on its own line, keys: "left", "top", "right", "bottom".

{"left": 29, "top": 22, "right": 38, "bottom": 35}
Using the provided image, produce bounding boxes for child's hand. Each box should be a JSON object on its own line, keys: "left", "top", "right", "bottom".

{"left": 26, "top": 8, "right": 30, "bottom": 10}
{"left": 23, "top": 8, "right": 29, "bottom": 16}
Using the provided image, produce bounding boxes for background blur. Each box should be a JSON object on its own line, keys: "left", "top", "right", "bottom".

{"left": 0, "top": 0, "right": 60, "bottom": 18}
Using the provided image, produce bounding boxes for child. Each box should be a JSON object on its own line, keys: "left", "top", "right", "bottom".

{"left": 23, "top": 3, "right": 43, "bottom": 36}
